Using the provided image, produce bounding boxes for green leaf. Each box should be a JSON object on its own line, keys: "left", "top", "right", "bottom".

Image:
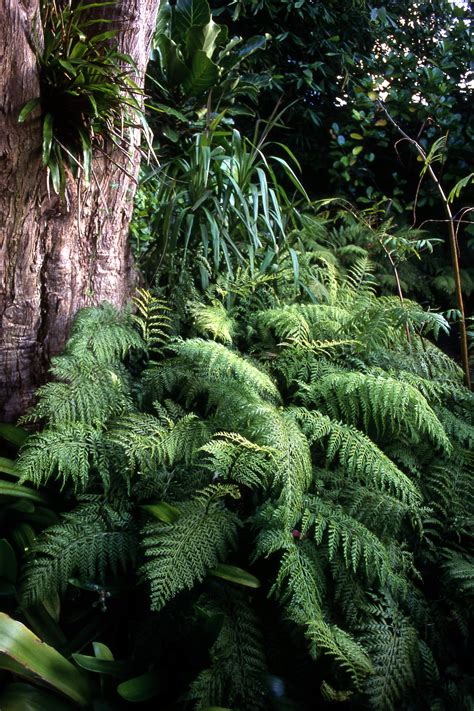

{"left": 0, "top": 683, "right": 74, "bottom": 711}
{"left": 157, "top": 35, "right": 188, "bottom": 87}
{"left": 173, "top": 0, "right": 211, "bottom": 40}
{"left": 186, "top": 20, "right": 222, "bottom": 60}
{"left": 42, "top": 114, "right": 54, "bottom": 166}
{"left": 117, "top": 672, "right": 161, "bottom": 702}
{"left": 141, "top": 502, "right": 181, "bottom": 523}
{"left": 209, "top": 564, "right": 260, "bottom": 588}
{"left": 18, "top": 99, "right": 40, "bottom": 123}
{"left": 0, "top": 614, "right": 92, "bottom": 706}
{"left": 0, "top": 482, "right": 47, "bottom": 504}
{"left": 352, "top": 145, "right": 363, "bottom": 155}
{"left": 0, "top": 457, "right": 18, "bottom": 477}
{"left": 72, "top": 653, "right": 129, "bottom": 678}
{"left": 92, "top": 642, "right": 114, "bottom": 661}
{"left": 183, "top": 50, "right": 219, "bottom": 96}
{"left": 0, "top": 540, "right": 17, "bottom": 583}
{"left": 0, "top": 424, "right": 29, "bottom": 448}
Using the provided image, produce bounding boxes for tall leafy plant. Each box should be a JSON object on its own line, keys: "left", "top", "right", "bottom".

{"left": 19, "top": 0, "right": 149, "bottom": 197}
{"left": 11, "top": 235, "right": 473, "bottom": 708}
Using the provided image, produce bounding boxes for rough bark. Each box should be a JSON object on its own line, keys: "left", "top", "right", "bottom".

{"left": 0, "top": 0, "right": 161, "bottom": 421}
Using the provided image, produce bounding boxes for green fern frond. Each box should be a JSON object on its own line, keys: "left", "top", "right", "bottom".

{"left": 17, "top": 423, "right": 110, "bottom": 491}
{"left": 201, "top": 433, "right": 274, "bottom": 489}
{"left": 65, "top": 302, "right": 144, "bottom": 362}
{"left": 249, "top": 406, "right": 313, "bottom": 522}
{"left": 363, "top": 598, "right": 420, "bottom": 711}
{"left": 132, "top": 289, "right": 172, "bottom": 352}
{"left": 189, "top": 590, "right": 268, "bottom": 710}
{"left": 21, "top": 503, "right": 135, "bottom": 606}
{"left": 303, "top": 497, "right": 405, "bottom": 592}
{"left": 141, "top": 484, "right": 240, "bottom": 610}
{"left": 189, "top": 300, "right": 236, "bottom": 344}
{"left": 21, "top": 354, "right": 132, "bottom": 426}
{"left": 302, "top": 371, "right": 451, "bottom": 451}
{"left": 294, "top": 408, "right": 421, "bottom": 505}
{"left": 109, "top": 412, "right": 210, "bottom": 472}
{"left": 441, "top": 551, "right": 474, "bottom": 597}
{"left": 173, "top": 339, "right": 280, "bottom": 402}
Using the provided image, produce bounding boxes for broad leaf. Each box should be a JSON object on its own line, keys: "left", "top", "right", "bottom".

{"left": 0, "top": 614, "right": 92, "bottom": 706}
{"left": 183, "top": 50, "right": 219, "bottom": 96}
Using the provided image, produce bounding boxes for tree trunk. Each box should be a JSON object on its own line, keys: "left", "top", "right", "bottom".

{"left": 0, "top": 0, "right": 160, "bottom": 421}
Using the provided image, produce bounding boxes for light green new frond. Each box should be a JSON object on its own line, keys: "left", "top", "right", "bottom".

{"left": 201, "top": 433, "right": 274, "bottom": 489}
{"left": 189, "top": 300, "right": 235, "bottom": 344}
{"left": 303, "top": 498, "right": 404, "bottom": 591}
{"left": 343, "top": 256, "right": 377, "bottom": 298}
{"left": 17, "top": 423, "right": 110, "bottom": 491}
{"left": 174, "top": 339, "right": 280, "bottom": 401}
{"left": 304, "top": 371, "right": 450, "bottom": 451}
{"left": 255, "top": 305, "right": 311, "bottom": 344}
{"left": 141, "top": 484, "right": 240, "bottom": 610}
{"left": 132, "top": 289, "right": 172, "bottom": 352}
{"left": 109, "top": 412, "right": 210, "bottom": 471}
{"left": 22, "top": 354, "right": 132, "bottom": 426}
{"left": 21, "top": 504, "right": 135, "bottom": 606}
{"left": 65, "top": 302, "right": 144, "bottom": 362}
{"left": 363, "top": 599, "right": 420, "bottom": 711}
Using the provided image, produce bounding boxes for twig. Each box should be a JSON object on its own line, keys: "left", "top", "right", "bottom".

{"left": 378, "top": 101, "right": 471, "bottom": 389}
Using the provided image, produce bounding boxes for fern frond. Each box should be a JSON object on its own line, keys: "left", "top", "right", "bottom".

{"left": 363, "top": 598, "right": 420, "bottom": 711}
{"left": 173, "top": 339, "right": 280, "bottom": 402}
{"left": 249, "top": 405, "right": 313, "bottom": 523}
{"left": 65, "top": 303, "right": 144, "bottom": 362}
{"left": 17, "top": 423, "right": 111, "bottom": 491}
{"left": 303, "top": 497, "right": 405, "bottom": 592}
{"left": 302, "top": 371, "right": 451, "bottom": 451}
{"left": 189, "top": 590, "right": 268, "bottom": 710}
{"left": 109, "top": 412, "right": 210, "bottom": 472}
{"left": 21, "top": 354, "right": 132, "bottom": 426}
{"left": 201, "top": 432, "right": 274, "bottom": 489}
{"left": 132, "top": 289, "right": 172, "bottom": 352}
{"left": 441, "top": 551, "right": 474, "bottom": 597}
{"left": 294, "top": 408, "right": 421, "bottom": 505}
{"left": 189, "top": 300, "right": 235, "bottom": 344}
{"left": 307, "top": 620, "right": 373, "bottom": 690}
{"left": 141, "top": 484, "right": 240, "bottom": 610}
{"left": 21, "top": 504, "right": 135, "bottom": 606}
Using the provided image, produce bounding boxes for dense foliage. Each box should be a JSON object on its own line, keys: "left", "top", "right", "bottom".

{"left": 1, "top": 232, "right": 473, "bottom": 708}
{"left": 1, "top": 0, "right": 473, "bottom": 708}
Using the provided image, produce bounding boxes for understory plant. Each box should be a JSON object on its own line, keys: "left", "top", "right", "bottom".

{"left": 7, "top": 242, "right": 474, "bottom": 709}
